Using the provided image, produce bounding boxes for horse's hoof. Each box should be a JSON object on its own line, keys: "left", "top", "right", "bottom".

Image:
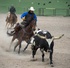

{"left": 50, "top": 64, "right": 54, "bottom": 67}
{"left": 6, "top": 49, "right": 10, "bottom": 52}
{"left": 42, "top": 59, "right": 44, "bottom": 62}
{"left": 14, "top": 49, "right": 15, "bottom": 52}
{"left": 18, "top": 51, "right": 20, "bottom": 54}
{"left": 23, "top": 49, "right": 25, "bottom": 52}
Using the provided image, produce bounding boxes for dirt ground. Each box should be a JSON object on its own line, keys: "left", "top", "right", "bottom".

{"left": 0, "top": 13, "right": 70, "bottom": 68}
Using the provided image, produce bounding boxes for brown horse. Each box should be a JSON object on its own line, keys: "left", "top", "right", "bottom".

{"left": 7, "top": 20, "right": 36, "bottom": 53}
{"left": 6, "top": 12, "right": 17, "bottom": 28}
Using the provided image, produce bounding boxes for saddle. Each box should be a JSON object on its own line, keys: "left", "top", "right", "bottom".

{"left": 20, "top": 21, "right": 27, "bottom": 28}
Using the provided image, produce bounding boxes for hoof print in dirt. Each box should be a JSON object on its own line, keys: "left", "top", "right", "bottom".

{"left": 30, "top": 58, "right": 37, "bottom": 61}
{"left": 50, "top": 64, "right": 54, "bottom": 67}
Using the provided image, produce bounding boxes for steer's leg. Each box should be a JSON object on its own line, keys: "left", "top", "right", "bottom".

{"left": 40, "top": 48, "right": 45, "bottom": 62}
{"left": 49, "top": 51, "right": 54, "bottom": 67}
{"left": 31, "top": 45, "right": 38, "bottom": 61}
{"left": 49, "top": 51, "right": 53, "bottom": 64}
{"left": 32, "top": 50, "right": 35, "bottom": 58}
{"left": 49, "top": 41, "right": 54, "bottom": 67}
{"left": 32, "top": 46, "right": 37, "bottom": 58}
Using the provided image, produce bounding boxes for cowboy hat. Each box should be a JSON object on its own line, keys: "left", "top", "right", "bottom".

{"left": 29, "top": 7, "right": 35, "bottom": 11}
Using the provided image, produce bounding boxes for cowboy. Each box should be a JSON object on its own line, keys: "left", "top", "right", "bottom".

{"left": 7, "top": 5, "right": 16, "bottom": 18}
{"left": 20, "top": 6, "right": 37, "bottom": 27}
{"left": 9, "top": 5, "right": 16, "bottom": 14}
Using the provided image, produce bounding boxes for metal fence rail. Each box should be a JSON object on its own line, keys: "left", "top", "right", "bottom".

{"left": 0, "top": 6, "right": 70, "bottom": 16}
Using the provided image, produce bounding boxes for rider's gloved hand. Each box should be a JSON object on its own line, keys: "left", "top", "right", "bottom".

{"left": 22, "top": 17, "right": 25, "bottom": 21}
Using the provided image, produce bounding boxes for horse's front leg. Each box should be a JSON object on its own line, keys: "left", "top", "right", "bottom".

{"left": 6, "top": 22, "right": 8, "bottom": 27}
{"left": 40, "top": 48, "right": 45, "bottom": 62}
{"left": 9, "top": 36, "right": 16, "bottom": 50}
{"left": 18, "top": 43, "right": 21, "bottom": 54}
{"left": 11, "top": 22, "right": 13, "bottom": 27}
{"left": 14, "top": 39, "right": 22, "bottom": 54}
{"left": 6, "top": 23, "right": 8, "bottom": 28}
{"left": 23, "top": 43, "right": 29, "bottom": 52}
{"left": 23, "top": 39, "right": 31, "bottom": 52}
{"left": 14, "top": 42, "right": 18, "bottom": 52}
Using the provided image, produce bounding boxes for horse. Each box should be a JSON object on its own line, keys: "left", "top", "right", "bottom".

{"left": 6, "top": 12, "right": 17, "bottom": 28}
{"left": 7, "top": 19, "right": 36, "bottom": 54}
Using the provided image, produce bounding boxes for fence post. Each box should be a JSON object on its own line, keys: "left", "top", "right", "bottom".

{"left": 53, "top": 8, "right": 56, "bottom": 16}
{"left": 42, "top": 8, "right": 44, "bottom": 16}
{"left": 66, "top": 9, "right": 69, "bottom": 16}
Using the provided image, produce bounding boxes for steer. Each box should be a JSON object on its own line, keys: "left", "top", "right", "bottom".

{"left": 31, "top": 29, "right": 64, "bottom": 67}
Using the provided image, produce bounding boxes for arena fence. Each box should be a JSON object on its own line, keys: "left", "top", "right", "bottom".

{"left": 42, "top": 8, "right": 70, "bottom": 16}
{"left": 20, "top": 8, "right": 70, "bottom": 16}
{"left": 0, "top": 6, "right": 70, "bottom": 16}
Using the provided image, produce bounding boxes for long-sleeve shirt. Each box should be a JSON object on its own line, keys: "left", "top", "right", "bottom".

{"left": 21, "top": 12, "right": 37, "bottom": 22}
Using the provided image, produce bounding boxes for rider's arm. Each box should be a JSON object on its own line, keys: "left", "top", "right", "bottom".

{"left": 21, "top": 12, "right": 28, "bottom": 20}
{"left": 34, "top": 14, "right": 37, "bottom": 22}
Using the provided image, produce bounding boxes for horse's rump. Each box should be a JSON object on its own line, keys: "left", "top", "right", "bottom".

{"left": 14, "top": 23, "right": 22, "bottom": 33}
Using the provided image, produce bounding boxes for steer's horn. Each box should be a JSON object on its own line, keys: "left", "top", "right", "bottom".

{"left": 54, "top": 34, "right": 64, "bottom": 40}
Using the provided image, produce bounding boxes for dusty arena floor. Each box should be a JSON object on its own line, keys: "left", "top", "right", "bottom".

{"left": 0, "top": 14, "right": 70, "bottom": 68}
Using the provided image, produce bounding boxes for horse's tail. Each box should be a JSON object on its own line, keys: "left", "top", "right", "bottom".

{"left": 7, "top": 28, "right": 15, "bottom": 36}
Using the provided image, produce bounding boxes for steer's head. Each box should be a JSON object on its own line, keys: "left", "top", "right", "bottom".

{"left": 46, "top": 38, "right": 54, "bottom": 52}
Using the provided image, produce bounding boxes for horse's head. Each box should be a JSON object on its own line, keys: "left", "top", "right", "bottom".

{"left": 29, "top": 20, "right": 36, "bottom": 31}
